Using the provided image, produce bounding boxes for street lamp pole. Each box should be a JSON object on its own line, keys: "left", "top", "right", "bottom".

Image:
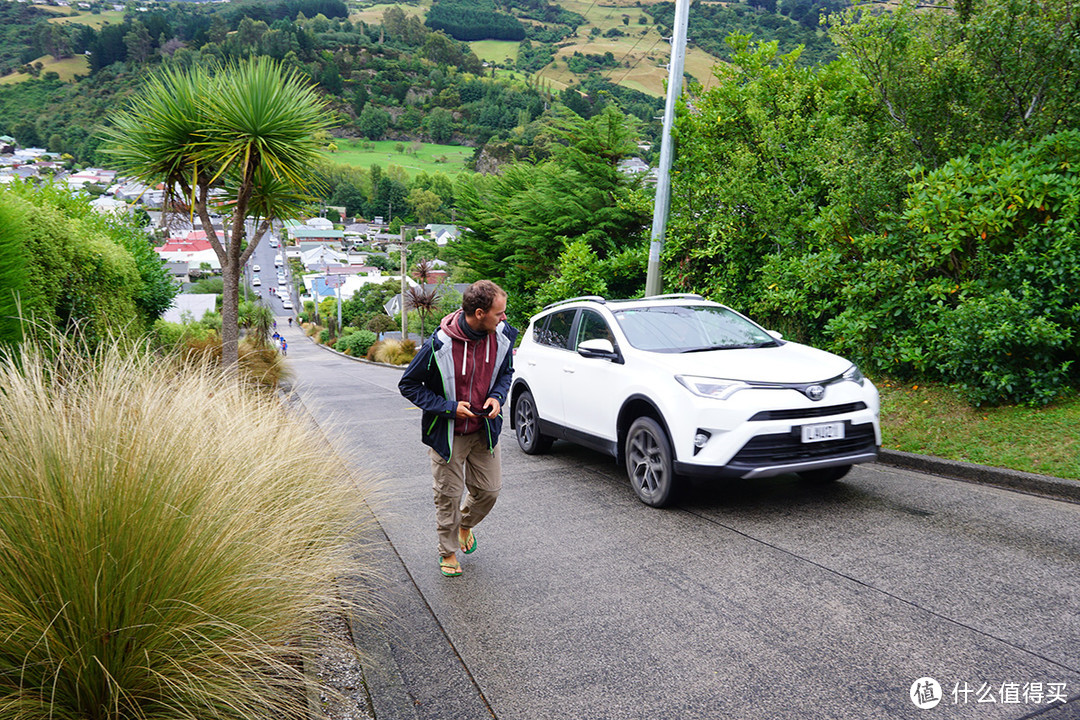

{"left": 645, "top": 0, "right": 690, "bottom": 297}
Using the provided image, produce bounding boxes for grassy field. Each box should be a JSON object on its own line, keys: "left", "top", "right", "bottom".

{"left": 0, "top": 54, "right": 90, "bottom": 85}
{"left": 525, "top": 0, "right": 721, "bottom": 97}
{"left": 45, "top": 9, "right": 127, "bottom": 28}
{"left": 878, "top": 381, "right": 1080, "bottom": 480}
{"left": 321, "top": 138, "right": 474, "bottom": 177}
{"left": 470, "top": 40, "right": 520, "bottom": 65}
{"left": 350, "top": 1, "right": 428, "bottom": 26}
{"left": 350, "top": 0, "right": 720, "bottom": 98}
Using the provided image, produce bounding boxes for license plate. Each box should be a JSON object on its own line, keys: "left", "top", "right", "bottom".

{"left": 801, "top": 422, "right": 845, "bottom": 443}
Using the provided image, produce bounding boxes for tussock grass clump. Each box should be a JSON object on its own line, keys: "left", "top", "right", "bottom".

{"left": 367, "top": 339, "right": 416, "bottom": 365}
{"left": 0, "top": 336, "right": 375, "bottom": 720}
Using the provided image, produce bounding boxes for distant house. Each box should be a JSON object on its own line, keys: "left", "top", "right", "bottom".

{"left": 303, "top": 273, "right": 416, "bottom": 305}
{"left": 289, "top": 227, "right": 345, "bottom": 244}
{"left": 90, "top": 196, "right": 130, "bottom": 216}
{"left": 305, "top": 216, "right": 335, "bottom": 231}
{"left": 425, "top": 224, "right": 462, "bottom": 247}
{"left": 299, "top": 244, "right": 349, "bottom": 269}
{"left": 162, "top": 294, "right": 217, "bottom": 324}
{"left": 163, "top": 260, "right": 191, "bottom": 285}
{"left": 156, "top": 232, "right": 220, "bottom": 271}
{"left": 66, "top": 168, "right": 117, "bottom": 188}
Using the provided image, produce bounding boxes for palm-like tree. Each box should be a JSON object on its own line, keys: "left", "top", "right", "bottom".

{"left": 407, "top": 259, "right": 440, "bottom": 338}
{"left": 101, "top": 57, "right": 331, "bottom": 369}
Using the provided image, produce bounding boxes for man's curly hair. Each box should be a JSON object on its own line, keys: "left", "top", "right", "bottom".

{"left": 462, "top": 280, "right": 507, "bottom": 315}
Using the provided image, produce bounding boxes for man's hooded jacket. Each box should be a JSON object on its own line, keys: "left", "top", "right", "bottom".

{"left": 399, "top": 309, "right": 517, "bottom": 461}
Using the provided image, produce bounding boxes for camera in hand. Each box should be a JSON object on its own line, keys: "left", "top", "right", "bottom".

{"left": 470, "top": 404, "right": 489, "bottom": 416}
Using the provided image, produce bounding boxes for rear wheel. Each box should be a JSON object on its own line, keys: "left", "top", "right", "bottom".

{"left": 515, "top": 390, "right": 554, "bottom": 454}
{"left": 798, "top": 465, "right": 852, "bottom": 484}
{"left": 625, "top": 417, "right": 678, "bottom": 507}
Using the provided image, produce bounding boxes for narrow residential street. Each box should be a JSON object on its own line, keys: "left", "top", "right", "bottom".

{"left": 278, "top": 326, "right": 1080, "bottom": 720}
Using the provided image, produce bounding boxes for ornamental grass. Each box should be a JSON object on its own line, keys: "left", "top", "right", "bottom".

{"left": 0, "top": 335, "right": 376, "bottom": 720}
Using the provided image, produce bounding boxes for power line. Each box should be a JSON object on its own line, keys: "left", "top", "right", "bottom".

{"left": 613, "top": 31, "right": 665, "bottom": 87}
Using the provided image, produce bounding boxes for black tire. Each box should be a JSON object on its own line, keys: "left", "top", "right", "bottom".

{"left": 515, "top": 390, "right": 554, "bottom": 455}
{"left": 798, "top": 465, "right": 852, "bottom": 484}
{"left": 624, "top": 417, "right": 678, "bottom": 507}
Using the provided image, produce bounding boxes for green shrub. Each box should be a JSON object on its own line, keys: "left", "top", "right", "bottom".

{"left": 343, "top": 329, "right": 377, "bottom": 357}
{"left": 938, "top": 289, "right": 1074, "bottom": 407}
{"left": 0, "top": 334, "right": 375, "bottom": 720}
{"left": 319, "top": 328, "right": 331, "bottom": 344}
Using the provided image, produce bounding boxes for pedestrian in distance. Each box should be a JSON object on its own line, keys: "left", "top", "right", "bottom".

{"left": 288, "top": 317, "right": 293, "bottom": 327}
{"left": 398, "top": 280, "right": 516, "bottom": 578}
{"left": 281, "top": 338, "right": 287, "bottom": 356}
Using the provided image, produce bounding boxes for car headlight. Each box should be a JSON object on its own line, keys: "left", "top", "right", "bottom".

{"left": 676, "top": 375, "right": 750, "bottom": 401}
{"left": 842, "top": 364, "right": 865, "bottom": 385}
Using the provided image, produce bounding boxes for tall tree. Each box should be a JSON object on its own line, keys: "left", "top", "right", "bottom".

{"left": 102, "top": 58, "right": 332, "bottom": 369}
{"left": 449, "top": 106, "right": 649, "bottom": 322}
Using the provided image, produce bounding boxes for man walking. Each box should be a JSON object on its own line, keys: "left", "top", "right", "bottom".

{"left": 399, "top": 280, "right": 516, "bottom": 577}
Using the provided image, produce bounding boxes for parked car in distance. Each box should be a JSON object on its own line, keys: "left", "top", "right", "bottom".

{"left": 269, "top": 238, "right": 279, "bottom": 248}
{"left": 510, "top": 295, "right": 881, "bottom": 507}
{"left": 281, "top": 298, "right": 293, "bottom": 310}
{"left": 252, "top": 264, "right": 260, "bottom": 272}
{"left": 252, "top": 276, "right": 261, "bottom": 286}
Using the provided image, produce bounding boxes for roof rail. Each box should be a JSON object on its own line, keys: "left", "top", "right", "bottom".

{"left": 642, "top": 293, "right": 706, "bottom": 300}
{"left": 542, "top": 295, "right": 607, "bottom": 310}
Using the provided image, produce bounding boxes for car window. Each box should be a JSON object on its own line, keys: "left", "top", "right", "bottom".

{"left": 574, "top": 309, "right": 616, "bottom": 351}
{"left": 533, "top": 309, "right": 576, "bottom": 349}
{"left": 613, "top": 305, "right": 775, "bottom": 352}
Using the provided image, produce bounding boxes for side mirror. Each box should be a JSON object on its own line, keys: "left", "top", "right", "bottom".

{"left": 577, "top": 338, "right": 619, "bottom": 361}
{"left": 767, "top": 330, "right": 783, "bottom": 340}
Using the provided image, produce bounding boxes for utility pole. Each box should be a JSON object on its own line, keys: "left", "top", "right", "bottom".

{"left": 645, "top": 0, "right": 690, "bottom": 297}
{"left": 398, "top": 225, "right": 408, "bottom": 339}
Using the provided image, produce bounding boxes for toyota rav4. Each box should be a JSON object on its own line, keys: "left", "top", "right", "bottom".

{"left": 510, "top": 295, "right": 881, "bottom": 506}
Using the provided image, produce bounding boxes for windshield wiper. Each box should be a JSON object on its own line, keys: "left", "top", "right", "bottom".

{"left": 680, "top": 341, "right": 777, "bottom": 353}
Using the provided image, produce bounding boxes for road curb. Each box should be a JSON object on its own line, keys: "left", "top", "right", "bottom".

{"left": 875, "top": 448, "right": 1080, "bottom": 504}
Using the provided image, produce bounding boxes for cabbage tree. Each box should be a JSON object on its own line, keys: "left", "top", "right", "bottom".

{"left": 102, "top": 57, "right": 331, "bottom": 368}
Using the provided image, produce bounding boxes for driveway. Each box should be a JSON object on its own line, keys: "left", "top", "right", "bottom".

{"left": 280, "top": 329, "right": 1080, "bottom": 720}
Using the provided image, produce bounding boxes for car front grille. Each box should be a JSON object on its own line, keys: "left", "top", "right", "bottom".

{"left": 748, "top": 402, "right": 868, "bottom": 421}
{"left": 729, "top": 422, "right": 878, "bottom": 465}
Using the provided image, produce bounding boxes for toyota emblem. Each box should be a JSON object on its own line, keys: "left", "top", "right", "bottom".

{"left": 805, "top": 385, "right": 825, "bottom": 401}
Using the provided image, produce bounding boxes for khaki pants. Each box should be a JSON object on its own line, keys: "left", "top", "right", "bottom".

{"left": 430, "top": 432, "right": 502, "bottom": 558}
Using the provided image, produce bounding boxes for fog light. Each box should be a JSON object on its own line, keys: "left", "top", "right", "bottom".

{"left": 693, "top": 430, "right": 711, "bottom": 455}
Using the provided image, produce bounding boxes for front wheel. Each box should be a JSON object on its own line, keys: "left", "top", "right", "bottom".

{"left": 798, "top": 465, "right": 852, "bottom": 484}
{"left": 515, "top": 390, "right": 554, "bottom": 455}
{"left": 624, "top": 417, "right": 678, "bottom": 507}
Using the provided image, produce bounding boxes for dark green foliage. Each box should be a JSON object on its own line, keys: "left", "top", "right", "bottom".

{"left": 0, "top": 3, "right": 55, "bottom": 74}
{"left": 831, "top": 0, "right": 1080, "bottom": 169}
{"left": 339, "top": 328, "right": 377, "bottom": 355}
{"left": 565, "top": 51, "right": 618, "bottom": 74}
{"left": 449, "top": 106, "right": 650, "bottom": 325}
{"left": 425, "top": 0, "right": 526, "bottom": 41}
{"left": 826, "top": 132, "right": 1080, "bottom": 406}
{"left": 0, "top": 184, "right": 164, "bottom": 344}
{"left": 647, "top": 0, "right": 841, "bottom": 66}
{"left": 0, "top": 198, "right": 29, "bottom": 347}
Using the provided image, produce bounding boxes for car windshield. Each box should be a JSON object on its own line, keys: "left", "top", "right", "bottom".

{"left": 613, "top": 305, "right": 777, "bottom": 353}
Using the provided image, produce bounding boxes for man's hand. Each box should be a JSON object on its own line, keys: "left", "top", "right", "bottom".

{"left": 455, "top": 399, "right": 500, "bottom": 419}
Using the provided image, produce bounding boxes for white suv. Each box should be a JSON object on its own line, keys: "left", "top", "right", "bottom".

{"left": 510, "top": 295, "right": 881, "bottom": 506}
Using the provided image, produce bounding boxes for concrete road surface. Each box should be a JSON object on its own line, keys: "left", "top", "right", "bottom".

{"left": 278, "top": 325, "right": 1080, "bottom": 720}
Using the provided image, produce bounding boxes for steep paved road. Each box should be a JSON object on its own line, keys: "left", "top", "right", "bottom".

{"left": 277, "top": 320, "right": 1080, "bottom": 720}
